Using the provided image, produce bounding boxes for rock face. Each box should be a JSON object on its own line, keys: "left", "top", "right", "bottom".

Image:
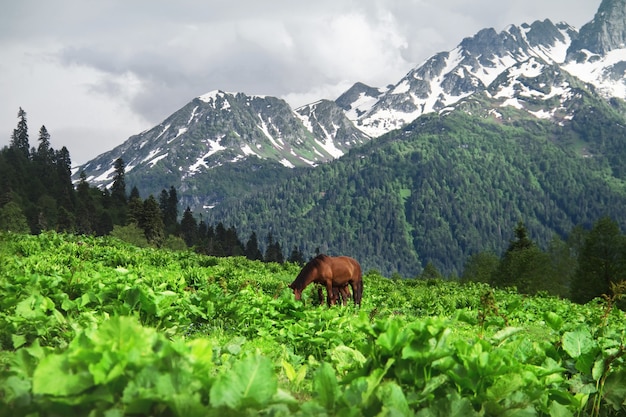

{"left": 568, "top": 0, "right": 626, "bottom": 57}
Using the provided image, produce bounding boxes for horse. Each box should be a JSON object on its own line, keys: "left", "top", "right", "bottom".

{"left": 289, "top": 254, "right": 363, "bottom": 306}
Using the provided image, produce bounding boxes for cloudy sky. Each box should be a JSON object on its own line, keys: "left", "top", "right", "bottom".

{"left": 1, "top": 0, "right": 601, "bottom": 165}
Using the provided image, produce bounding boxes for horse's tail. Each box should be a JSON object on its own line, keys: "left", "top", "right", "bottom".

{"left": 354, "top": 270, "right": 363, "bottom": 306}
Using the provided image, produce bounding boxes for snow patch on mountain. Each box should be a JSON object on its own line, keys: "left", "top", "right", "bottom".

{"left": 563, "top": 48, "right": 626, "bottom": 98}
{"left": 188, "top": 137, "right": 227, "bottom": 174}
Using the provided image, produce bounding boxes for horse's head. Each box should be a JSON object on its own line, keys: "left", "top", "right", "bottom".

{"left": 288, "top": 282, "right": 303, "bottom": 300}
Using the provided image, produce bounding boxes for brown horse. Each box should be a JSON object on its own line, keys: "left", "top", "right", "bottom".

{"left": 289, "top": 254, "right": 363, "bottom": 306}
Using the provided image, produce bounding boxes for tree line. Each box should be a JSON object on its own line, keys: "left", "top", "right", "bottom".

{"left": 461, "top": 217, "right": 626, "bottom": 306}
{"left": 0, "top": 108, "right": 304, "bottom": 264}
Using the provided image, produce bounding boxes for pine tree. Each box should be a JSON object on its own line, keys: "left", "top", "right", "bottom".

{"left": 180, "top": 206, "right": 198, "bottom": 247}
{"left": 571, "top": 217, "right": 626, "bottom": 303}
{"left": 108, "top": 158, "right": 127, "bottom": 225}
{"left": 0, "top": 201, "right": 30, "bottom": 233}
{"left": 492, "top": 221, "right": 552, "bottom": 295}
{"left": 245, "top": 232, "right": 263, "bottom": 261}
{"left": 127, "top": 188, "right": 143, "bottom": 226}
{"left": 141, "top": 195, "right": 164, "bottom": 246}
{"left": 111, "top": 158, "right": 127, "bottom": 205}
{"left": 197, "top": 219, "right": 208, "bottom": 243}
{"left": 287, "top": 245, "right": 305, "bottom": 265}
{"left": 54, "top": 146, "right": 74, "bottom": 211}
{"left": 10, "top": 108, "right": 30, "bottom": 159}
{"left": 264, "top": 232, "right": 284, "bottom": 263}
{"left": 35, "top": 126, "right": 54, "bottom": 166}
{"left": 224, "top": 226, "right": 244, "bottom": 256}
{"left": 75, "top": 171, "right": 97, "bottom": 234}
{"left": 159, "top": 186, "right": 178, "bottom": 235}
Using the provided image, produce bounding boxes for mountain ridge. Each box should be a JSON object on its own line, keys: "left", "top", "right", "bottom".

{"left": 76, "top": 1, "right": 626, "bottom": 205}
{"left": 72, "top": 0, "right": 626, "bottom": 275}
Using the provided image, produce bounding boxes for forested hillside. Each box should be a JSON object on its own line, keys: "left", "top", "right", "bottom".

{"left": 204, "top": 98, "right": 626, "bottom": 277}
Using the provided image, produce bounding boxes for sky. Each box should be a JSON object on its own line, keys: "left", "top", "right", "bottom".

{"left": 0, "top": 0, "right": 601, "bottom": 166}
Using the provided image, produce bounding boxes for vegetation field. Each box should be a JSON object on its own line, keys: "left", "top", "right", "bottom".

{"left": 1, "top": 232, "right": 625, "bottom": 416}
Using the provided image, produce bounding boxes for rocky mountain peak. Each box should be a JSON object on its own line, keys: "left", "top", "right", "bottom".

{"left": 567, "top": 0, "right": 626, "bottom": 59}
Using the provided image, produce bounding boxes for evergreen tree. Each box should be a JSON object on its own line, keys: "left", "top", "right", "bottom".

{"left": 287, "top": 245, "right": 305, "bottom": 265}
{"left": 492, "top": 221, "right": 553, "bottom": 295}
{"left": 245, "top": 232, "right": 263, "bottom": 261}
{"left": 127, "top": 189, "right": 143, "bottom": 226}
{"left": 224, "top": 226, "right": 244, "bottom": 256}
{"left": 461, "top": 251, "right": 499, "bottom": 283}
{"left": 141, "top": 195, "right": 165, "bottom": 247}
{"left": 0, "top": 201, "right": 30, "bottom": 233}
{"left": 420, "top": 261, "right": 443, "bottom": 280}
{"left": 75, "top": 171, "right": 97, "bottom": 234}
{"left": 111, "top": 158, "right": 127, "bottom": 205}
{"left": 168, "top": 186, "right": 178, "bottom": 220}
{"left": 197, "top": 219, "right": 208, "bottom": 243}
{"left": 159, "top": 186, "right": 178, "bottom": 235}
{"left": 54, "top": 146, "right": 74, "bottom": 211}
{"left": 35, "top": 126, "right": 55, "bottom": 167}
{"left": 109, "top": 158, "right": 127, "bottom": 225}
{"left": 571, "top": 217, "right": 626, "bottom": 304}
{"left": 129, "top": 186, "right": 140, "bottom": 200}
{"left": 10, "top": 108, "right": 30, "bottom": 159}
{"left": 507, "top": 221, "right": 534, "bottom": 252}
{"left": 264, "top": 232, "right": 284, "bottom": 263}
{"left": 180, "top": 206, "right": 198, "bottom": 247}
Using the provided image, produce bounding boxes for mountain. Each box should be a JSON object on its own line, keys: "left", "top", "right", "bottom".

{"left": 74, "top": 0, "right": 626, "bottom": 275}
{"left": 568, "top": 0, "right": 626, "bottom": 56}
{"left": 564, "top": 0, "right": 626, "bottom": 100}
{"left": 77, "top": 91, "right": 369, "bottom": 207}
{"left": 202, "top": 53, "right": 626, "bottom": 276}
{"left": 340, "top": 19, "right": 578, "bottom": 137}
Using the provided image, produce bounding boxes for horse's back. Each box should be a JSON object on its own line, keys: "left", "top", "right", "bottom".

{"left": 328, "top": 256, "right": 361, "bottom": 282}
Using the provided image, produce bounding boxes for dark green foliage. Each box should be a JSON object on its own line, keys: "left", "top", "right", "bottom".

{"left": 140, "top": 195, "right": 165, "bottom": 246}
{"left": 461, "top": 251, "right": 499, "bottom": 283}
{"left": 180, "top": 206, "right": 198, "bottom": 247}
{"left": 0, "top": 201, "right": 29, "bottom": 233}
{"left": 287, "top": 245, "right": 306, "bottom": 265}
{"left": 104, "top": 158, "right": 128, "bottom": 226}
{"left": 10, "top": 107, "right": 30, "bottom": 159}
{"left": 0, "top": 109, "right": 261, "bottom": 264}
{"left": 571, "top": 217, "right": 626, "bottom": 304}
{"left": 264, "top": 232, "right": 284, "bottom": 263}
{"left": 244, "top": 232, "right": 263, "bottom": 261}
{"left": 204, "top": 106, "right": 626, "bottom": 277}
{"left": 159, "top": 186, "right": 179, "bottom": 235}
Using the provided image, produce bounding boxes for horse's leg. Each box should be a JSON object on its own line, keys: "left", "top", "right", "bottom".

{"left": 340, "top": 285, "right": 350, "bottom": 306}
{"left": 326, "top": 282, "right": 336, "bottom": 306}
{"left": 355, "top": 280, "right": 363, "bottom": 305}
{"left": 316, "top": 285, "right": 323, "bottom": 305}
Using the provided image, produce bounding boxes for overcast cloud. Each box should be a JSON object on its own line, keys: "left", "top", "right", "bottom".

{"left": 0, "top": 0, "right": 600, "bottom": 165}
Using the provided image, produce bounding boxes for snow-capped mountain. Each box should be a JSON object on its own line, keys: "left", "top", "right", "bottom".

{"left": 341, "top": 19, "right": 578, "bottom": 137}
{"left": 79, "top": 91, "right": 369, "bottom": 187}
{"left": 75, "top": 0, "right": 626, "bottom": 210}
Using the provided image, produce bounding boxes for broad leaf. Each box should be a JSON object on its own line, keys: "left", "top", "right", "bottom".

{"left": 33, "top": 353, "right": 94, "bottom": 396}
{"left": 561, "top": 329, "right": 595, "bottom": 359}
{"left": 210, "top": 354, "right": 276, "bottom": 410}
{"left": 312, "top": 362, "right": 339, "bottom": 412}
{"left": 603, "top": 370, "right": 626, "bottom": 408}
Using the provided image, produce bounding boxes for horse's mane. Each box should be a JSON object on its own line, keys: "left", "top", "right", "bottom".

{"left": 291, "top": 254, "right": 329, "bottom": 291}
